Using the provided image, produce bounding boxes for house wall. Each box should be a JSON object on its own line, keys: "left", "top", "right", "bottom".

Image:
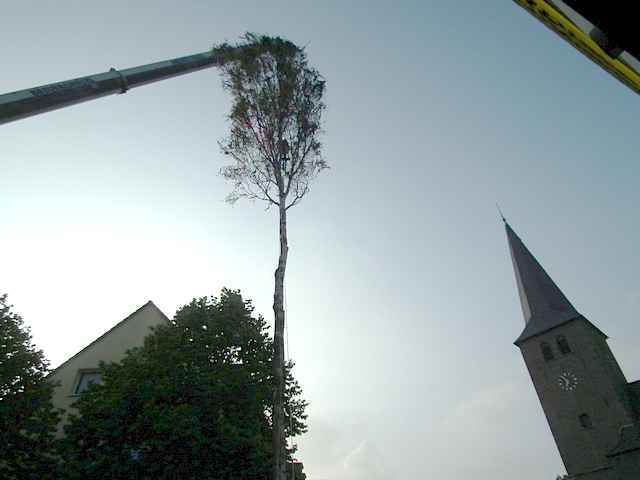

{"left": 47, "top": 301, "right": 169, "bottom": 436}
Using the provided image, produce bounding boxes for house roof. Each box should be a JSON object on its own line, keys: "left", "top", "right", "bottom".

{"left": 504, "top": 222, "right": 606, "bottom": 345}
{"left": 47, "top": 300, "right": 170, "bottom": 376}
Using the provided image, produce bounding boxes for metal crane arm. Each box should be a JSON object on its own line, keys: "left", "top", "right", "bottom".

{"left": 0, "top": 50, "right": 222, "bottom": 126}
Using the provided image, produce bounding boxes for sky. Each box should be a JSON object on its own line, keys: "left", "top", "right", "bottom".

{"left": 2, "top": 1, "right": 640, "bottom": 479}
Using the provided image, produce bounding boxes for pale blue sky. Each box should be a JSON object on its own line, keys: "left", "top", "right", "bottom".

{"left": 1, "top": 2, "right": 639, "bottom": 479}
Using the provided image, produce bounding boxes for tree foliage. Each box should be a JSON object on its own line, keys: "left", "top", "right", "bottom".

{"left": 213, "top": 33, "right": 326, "bottom": 480}
{"left": 214, "top": 33, "right": 327, "bottom": 208}
{"left": 61, "top": 289, "right": 307, "bottom": 480}
{"left": 287, "top": 461, "right": 307, "bottom": 480}
{"left": 0, "top": 294, "right": 60, "bottom": 480}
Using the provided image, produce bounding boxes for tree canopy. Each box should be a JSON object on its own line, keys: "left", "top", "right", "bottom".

{"left": 61, "top": 289, "right": 307, "bottom": 480}
{"left": 214, "top": 33, "right": 327, "bottom": 209}
{"left": 0, "top": 294, "right": 60, "bottom": 480}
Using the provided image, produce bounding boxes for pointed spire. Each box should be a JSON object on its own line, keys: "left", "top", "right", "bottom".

{"left": 504, "top": 222, "right": 582, "bottom": 344}
{"left": 496, "top": 203, "right": 506, "bottom": 224}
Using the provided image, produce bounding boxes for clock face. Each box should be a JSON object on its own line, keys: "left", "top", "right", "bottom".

{"left": 557, "top": 371, "right": 578, "bottom": 391}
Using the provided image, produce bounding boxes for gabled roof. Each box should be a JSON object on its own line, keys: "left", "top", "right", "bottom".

{"left": 48, "top": 300, "right": 170, "bottom": 376}
{"left": 504, "top": 222, "right": 605, "bottom": 345}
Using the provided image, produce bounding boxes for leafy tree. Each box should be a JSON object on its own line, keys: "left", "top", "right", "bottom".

{"left": 287, "top": 461, "right": 307, "bottom": 480}
{"left": 61, "top": 289, "right": 307, "bottom": 480}
{"left": 213, "top": 33, "right": 326, "bottom": 480}
{"left": 0, "top": 294, "right": 60, "bottom": 480}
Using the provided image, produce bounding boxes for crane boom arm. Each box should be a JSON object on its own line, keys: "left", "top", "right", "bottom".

{"left": 0, "top": 50, "right": 222, "bottom": 126}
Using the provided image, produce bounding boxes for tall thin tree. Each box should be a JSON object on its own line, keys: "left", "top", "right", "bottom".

{"left": 214, "top": 33, "right": 327, "bottom": 480}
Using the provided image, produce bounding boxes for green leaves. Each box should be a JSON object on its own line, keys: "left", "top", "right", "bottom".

{"left": 214, "top": 33, "right": 327, "bottom": 209}
{"left": 61, "top": 289, "right": 307, "bottom": 479}
{"left": 0, "top": 294, "right": 60, "bottom": 480}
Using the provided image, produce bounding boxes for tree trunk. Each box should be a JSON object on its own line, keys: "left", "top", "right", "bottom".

{"left": 272, "top": 199, "right": 288, "bottom": 480}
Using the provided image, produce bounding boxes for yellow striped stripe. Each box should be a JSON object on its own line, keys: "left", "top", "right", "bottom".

{"left": 514, "top": 0, "right": 640, "bottom": 94}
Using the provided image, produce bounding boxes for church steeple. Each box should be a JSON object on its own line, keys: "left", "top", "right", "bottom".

{"left": 505, "top": 221, "right": 638, "bottom": 478}
{"left": 504, "top": 221, "right": 583, "bottom": 345}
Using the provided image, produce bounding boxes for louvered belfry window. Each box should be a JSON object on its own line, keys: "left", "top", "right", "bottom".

{"left": 541, "top": 342, "right": 554, "bottom": 361}
{"left": 557, "top": 335, "right": 571, "bottom": 355}
{"left": 579, "top": 413, "right": 593, "bottom": 429}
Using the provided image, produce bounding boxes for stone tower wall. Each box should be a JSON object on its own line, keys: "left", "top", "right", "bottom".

{"left": 520, "top": 318, "right": 634, "bottom": 475}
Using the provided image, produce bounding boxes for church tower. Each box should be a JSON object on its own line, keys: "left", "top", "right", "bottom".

{"left": 505, "top": 222, "right": 639, "bottom": 479}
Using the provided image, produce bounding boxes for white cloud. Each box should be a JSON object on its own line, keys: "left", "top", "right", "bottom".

{"left": 432, "top": 381, "right": 540, "bottom": 475}
{"left": 298, "top": 383, "right": 562, "bottom": 480}
{"left": 341, "top": 440, "right": 387, "bottom": 480}
{"left": 448, "top": 382, "right": 519, "bottom": 426}
{"left": 296, "top": 415, "right": 389, "bottom": 480}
